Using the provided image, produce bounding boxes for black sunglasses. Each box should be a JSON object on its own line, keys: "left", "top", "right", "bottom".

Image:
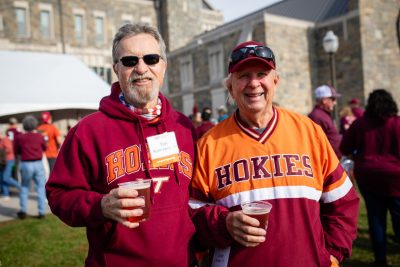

{"left": 230, "top": 46, "right": 275, "bottom": 66}
{"left": 119, "top": 54, "right": 162, "bottom": 67}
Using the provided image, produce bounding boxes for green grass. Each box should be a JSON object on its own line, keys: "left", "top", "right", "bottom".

{"left": 0, "top": 198, "right": 398, "bottom": 267}
{"left": 342, "top": 198, "right": 400, "bottom": 267}
{"left": 0, "top": 215, "right": 87, "bottom": 266}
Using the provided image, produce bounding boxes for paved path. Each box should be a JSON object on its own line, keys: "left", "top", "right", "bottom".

{"left": 0, "top": 188, "right": 51, "bottom": 222}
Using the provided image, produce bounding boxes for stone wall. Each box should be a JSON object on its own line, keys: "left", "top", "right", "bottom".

{"left": 358, "top": 0, "right": 400, "bottom": 104}
{"left": 163, "top": 0, "right": 222, "bottom": 51}
{"left": 265, "top": 15, "right": 314, "bottom": 115}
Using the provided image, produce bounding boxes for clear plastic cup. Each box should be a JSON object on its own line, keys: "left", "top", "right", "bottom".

{"left": 241, "top": 200, "right": 272, "bottom": 229}
{"left": 118, "top": 179, "right": 151, "bottom": 222}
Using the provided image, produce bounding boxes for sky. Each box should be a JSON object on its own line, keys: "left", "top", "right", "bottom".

{"left": 208, "top": 0, "right": 281, "bottom": 22}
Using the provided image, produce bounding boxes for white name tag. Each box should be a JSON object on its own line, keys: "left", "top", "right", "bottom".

{"left": 146, "top": 132, "right": 179, "bottom": 167}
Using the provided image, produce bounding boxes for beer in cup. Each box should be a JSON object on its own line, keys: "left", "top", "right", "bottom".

{"left": 241, "top": 200, "right": 272, "bottom": 229}
{"left": 118, "top": 179, "right": 151, "bottom": 223}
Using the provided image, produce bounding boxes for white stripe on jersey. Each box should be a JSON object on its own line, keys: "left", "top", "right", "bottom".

{"left": 321, "top": 176, "right": 353, "bottom": 203}
{"left": 215, "top": 185, "right": 323, "bottom": 208}
{"left": 190, "top": 176, "right": 353, "bottom": 209}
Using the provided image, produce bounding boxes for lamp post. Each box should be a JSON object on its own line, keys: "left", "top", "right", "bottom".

{"left": 323, "top": 30, "right": 339, "bottom": 126}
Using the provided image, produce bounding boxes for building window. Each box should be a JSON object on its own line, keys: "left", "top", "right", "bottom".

{"left": 208, "top": 44, "right": 224, "bottom": 84}
{"left": 38, "top": 3, "right": 54, "bottom": 39}
{"left": 0, "top": 15, "right": 4, "bottom": 31}
{"left": 14, "top": 1, "right": 30, "bottom": 37}
{"left": 15, "top": 7, "right": 28, "bottom": 37}
{"left": 40, "top": 10, "right": 50, "bottom": 38}
{"left": 95, "top": 16, "right": 104, "bottom": 45}
{"left": 182, "top": 0, "right": 188, "bottom": 12}
{"left": 179, "top": 55, "right": 194, "bottom": 91}
{"left": 74, "top": 14, "right": 84, "bottom": 43}
{"left": 106, "top": 68, "right": 112, "bottom": 84}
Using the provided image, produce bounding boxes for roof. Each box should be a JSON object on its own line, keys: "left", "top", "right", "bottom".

{"left": 0, "top": 51, "right": 110, "bottom": 119}
{"left": 265, "top": 0, "right": 348, "bottom": 22}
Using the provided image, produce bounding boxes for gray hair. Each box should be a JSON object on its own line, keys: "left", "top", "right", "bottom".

{"left": 112, "top": 23, "right": 167, "bottom": 64}
{"left": 22, "top": 115, "right": 38, "bottom": 132}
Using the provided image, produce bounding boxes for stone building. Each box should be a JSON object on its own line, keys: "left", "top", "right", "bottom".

{"left": 166, "top": 0, "right": 400, "bottom": 117}
{"left": 1, "top": 0, "right": 399, "bottom": 118}
{"left": 0, "top": 0, "right": 223, "bottom": 84}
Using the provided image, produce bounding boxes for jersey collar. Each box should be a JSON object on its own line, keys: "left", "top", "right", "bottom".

{"left": 234, "top": 107, "right": 279, "bottom": 144}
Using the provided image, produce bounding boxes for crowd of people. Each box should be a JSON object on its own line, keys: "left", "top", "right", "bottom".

{"left": 0, "top": 22, "right": 398, "bottom": 267}
{"left": 0, "top": 112, "right": 62, "bottom": 219}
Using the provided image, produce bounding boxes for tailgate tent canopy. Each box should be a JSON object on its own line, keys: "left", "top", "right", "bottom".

{"left": 0, "top": 51, "right": 111, "bottom": 123}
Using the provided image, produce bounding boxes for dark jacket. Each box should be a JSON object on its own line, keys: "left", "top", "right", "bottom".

{"left": 309, "top": 106, "right": 342, "bottom": 158}
{"left": 340, "top": 115, "right": 400, "bottom": 197}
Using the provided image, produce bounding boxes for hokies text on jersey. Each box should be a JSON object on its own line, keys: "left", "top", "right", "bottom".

{"left": 216, "top": 154, "right": 314, "bottom": 189}
{"left": 105, "top": 144, "right": 192, "bottom": 184}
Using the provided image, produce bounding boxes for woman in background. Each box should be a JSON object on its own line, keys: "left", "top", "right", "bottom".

{"left": 340, "top": 89, "right": 400, "bottom": 267}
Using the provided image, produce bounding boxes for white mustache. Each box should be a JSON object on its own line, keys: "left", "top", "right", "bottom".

{"left": 129, "top": 74, "right": 153, "bottom": 83}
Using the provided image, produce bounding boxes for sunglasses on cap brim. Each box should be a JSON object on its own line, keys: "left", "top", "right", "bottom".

{"left": 119, "top": 54, "right": 162, "bottom": 67}
{"left": 230, "top": 46, "right": 275, "bottom": 66}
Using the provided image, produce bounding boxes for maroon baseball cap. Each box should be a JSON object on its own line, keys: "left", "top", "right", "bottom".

{"left": 349, "top": 98, "right": 360, "bottom": 104}
{"left": 228, "top": 41, "right": 276, "bottom": 73}
{"left": 41, "top": 111, "right": 52, "bottom": 123}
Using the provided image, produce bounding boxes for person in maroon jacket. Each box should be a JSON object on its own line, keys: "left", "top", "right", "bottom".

{"left": 46, "top": 24, "right": 197, "bottom": 267}
{"left": 349, "top": 98, "right": 365, "bottom": 119}
{"left": 340, "top": 89, "right": 400, "bottom": 267}
{"left": 14, "top": 115, "right": 47, "bottom": 219}
{"left": 309, "top": 85, "right": 342, "bottom": 158}
{"left": 196, "top": 107, "right": 215, "bottom": 138}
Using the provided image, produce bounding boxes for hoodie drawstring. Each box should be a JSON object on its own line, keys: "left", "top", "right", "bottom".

{"left": 160, "top": 121, "right": 180, "bottom": 186}
{"left": 135, "top": 119, "right": 156, "bottom": 203}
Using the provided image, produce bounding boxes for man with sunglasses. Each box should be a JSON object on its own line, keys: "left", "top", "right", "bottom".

{"left": 46, "top": 24, "right": 197, "bottom": 266}
{"left": 308, "top": 85, "right": 343, "bottom": 158}
{"left": 189, "top": 41, "right": 359, "bottom": 267}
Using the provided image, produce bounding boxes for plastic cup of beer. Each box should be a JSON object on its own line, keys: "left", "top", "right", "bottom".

{"left": 118, "top": 179, "right": 151, "bottom": 223}
{"left": 241, "top": 200, "right": 272, "bottom": 229}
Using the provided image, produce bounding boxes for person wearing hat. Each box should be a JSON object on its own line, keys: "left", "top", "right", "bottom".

{"left": 189, "top": 41, "right": 359, "bottom": 267}
{"left": 308, "top": 85, "right": 343, "bottom": 158}
{"left": 37, "top": 111, "right": 62, "bottom": 172}
{"left": 349, "top": 98, "right": 364, "bottom": 119}
{"left": 217, "top": 105, "right": 229, "bottom": 122}
{"left": 6, "top": 117, "right": 22, "bottom": 144}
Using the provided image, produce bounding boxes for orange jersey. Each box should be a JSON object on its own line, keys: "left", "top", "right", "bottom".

{"left": 37, "top": 123, "right": 60, "bottom": 158}
{"left": 190, "top": 107, "right": 359, "bottom": 267}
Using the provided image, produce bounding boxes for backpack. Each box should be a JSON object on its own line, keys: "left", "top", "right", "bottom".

{"left": 0, "top": 141, "right": 6, "bottom": 171}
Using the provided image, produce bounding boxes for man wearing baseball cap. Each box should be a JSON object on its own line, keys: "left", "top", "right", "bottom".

{"left": 349, "top": 98, "right": 365, "bottom": 118}
{"left": 37, "top": 111, "right": 62, "bottom": 172}
{"left": 190, "top": 41, "right": 359, "bottom": 267}
{"left": 309, "top": 85, "right": 342, "bottom": 158}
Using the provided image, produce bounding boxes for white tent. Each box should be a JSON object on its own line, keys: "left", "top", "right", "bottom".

{"left": 0, "top": 51, "right": 111, "bottom": 123}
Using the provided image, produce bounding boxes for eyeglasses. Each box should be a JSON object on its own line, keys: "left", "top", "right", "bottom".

{"left": 119, "top": 54, "right": 162, "bottom": 67}
{"left": 230, "top": 46, "right": 275, "bottom": 66}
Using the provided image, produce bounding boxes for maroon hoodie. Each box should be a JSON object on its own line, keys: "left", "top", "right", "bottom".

{"left": 46, "top": 83, "right": 197, "bottom": 267}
